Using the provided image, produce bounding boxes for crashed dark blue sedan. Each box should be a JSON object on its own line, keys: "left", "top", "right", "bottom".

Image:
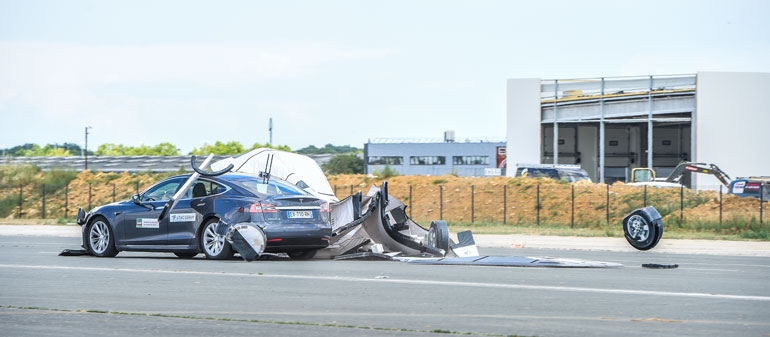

{"left": 76, "top": 173, "right": 332, "bottom": 260}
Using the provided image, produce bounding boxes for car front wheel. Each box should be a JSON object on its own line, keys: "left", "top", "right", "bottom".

{"left": 86, "top": 217, "right": 118, "bottom": 257}
{"left": 200, "top": 219, "right": 234, "bottom": 260}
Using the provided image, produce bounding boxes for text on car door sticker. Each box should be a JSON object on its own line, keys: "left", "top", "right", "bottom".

{"left": 136, "top": 218, "right": 160, "bottom": 228}
{"left": 170, "top": 213, "right": 196, "bottom": 222}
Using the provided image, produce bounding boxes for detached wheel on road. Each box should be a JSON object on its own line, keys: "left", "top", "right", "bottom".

{"left": 86, "top": 216, "right": 118, "bottom": 257}
{"left": 623, "top": 208, "right": 663, "bottom": 251}
{"left": 427, "top": 220, "right": 450, "bottom": 254}
{"left": 200, "top": 219, "right": 234, "bottom": 260}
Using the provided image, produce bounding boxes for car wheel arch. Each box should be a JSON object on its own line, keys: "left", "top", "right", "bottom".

{"left": 85, "top": 215, "right": 119, "bottom": 257}
{"left": 195, "top": 215, "right": 220, "bottom": 243}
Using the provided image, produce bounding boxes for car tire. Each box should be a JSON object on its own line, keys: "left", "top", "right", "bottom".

{"left": 287, "top": 249, "right": 317, "bottom": 260}
{"left": 427, "top": 220, "right": 450, "bottom": 253}
{"left": 174, "top": 252, "right": 198, "bottom": 259}
{"left": 86, "top": 216, "right": 118, "bottom": 257}
{"left": 200, "top": 219, "right": 234, "bottom": 260}
{"left": 623, "top": 211, "right": 660, "bottom": 251}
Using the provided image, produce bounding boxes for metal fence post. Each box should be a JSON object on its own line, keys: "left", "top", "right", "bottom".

{"left": 65, "top": 184, "right": 69, "bottom": 218}
{"left": 503, "top": 185, "right": 507, "bottom": 225}
{"left": 759, "top": 184, "right": 765, "bottom": 226}
{"left": 606, "top": 184, "right": 610, "bottom": 224}
{"left": 18, "top": 184, "right": 22, "bottom": 219}
{"left": 680, "top": 185, "right": 684, "bottom": 223}
{"left": 571, "top": 185, "right": 575, "bottom": 228}
{"left": 113, "top": 184, "right": 116, "bottom": 202}
{"left": 409, "top": 185, "right": 413, "bottom": 218}
{"left": 88, "top": 183, "right": 92, "bottom": 211}
{"left": 536, "top": 183, "right": 541, "bottom": 226}
{"left": 439, "top": 185, "right": 444, "bottom": 220}
{"left": 471, "top": 185, "right": 475, "bottom": 223}
{"left": 41, "top": 184, "right": 46, "bottom": 219}
{"left": 719, "top": 185, "right": 722, "bottom": 226}
{"left": 643, "top": 185, "right": 647, "bottom": 207}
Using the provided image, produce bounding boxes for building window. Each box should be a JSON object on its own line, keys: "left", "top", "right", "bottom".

{"left": 453, "top": 156, "right": 489, "bottom": 165}
{"left": 368, "top": 156, "right": 403, "bottom": 165}
{"left": 410, "top": 156, "right": 446, "bottom": 165}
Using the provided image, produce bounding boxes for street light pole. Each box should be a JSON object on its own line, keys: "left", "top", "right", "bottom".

{"left": 84, "top": 126, "right": 92, "bottom": 171}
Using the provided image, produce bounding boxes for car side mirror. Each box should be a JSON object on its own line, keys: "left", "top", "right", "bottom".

{"left": 131, "top": 194, "right": 141, "bottom": 204}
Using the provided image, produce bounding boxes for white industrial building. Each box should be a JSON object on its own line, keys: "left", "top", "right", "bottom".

{"left": 506, "top": 72, "right": 769, "bottom": 190}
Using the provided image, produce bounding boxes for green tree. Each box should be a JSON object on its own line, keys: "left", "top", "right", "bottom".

{"left": 152, "top": 142, "right": 180, "bottom": 156}
{"left": 249, "top": 142, "right": 292, "bottom": 152}
{"left": 8, "top": 143, "right": 83, "bottom": 156}
{"left": 15, "top": 144, "right": 43, "bottom": 156}
{"left": 96, "top": 143, "right": 126, "bottom": 156}
{"left": 96, "top": 143, "right": 180, "bottom": 156}
{"left": 322, "top": 154, "right": 364, "bottom": 174}
{"left": 297, "top": 144, "right": 361, "bottom": 155}
{"left": 43, "top": 146, "right": 72, "bottom": 156}
{"left": 190, "top": 141, "right": 246, "bottom": 155}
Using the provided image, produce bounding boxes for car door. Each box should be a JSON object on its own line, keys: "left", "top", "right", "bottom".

{"left": 165, "top": 179, "right": 222, "bottom": 246}
{"left": 118, "top": 177, "right": 185, "bottom": 246}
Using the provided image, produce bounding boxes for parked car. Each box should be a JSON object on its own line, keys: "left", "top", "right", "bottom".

{"left": 514, "top": 164, "right": 592, "bottom": 183}
{"left": 77, "top": 172, "right": 331, "bottom": 260}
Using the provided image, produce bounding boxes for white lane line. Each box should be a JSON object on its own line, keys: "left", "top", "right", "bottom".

{"left": 2, "top": 263, "right": 769, "bottom": 302}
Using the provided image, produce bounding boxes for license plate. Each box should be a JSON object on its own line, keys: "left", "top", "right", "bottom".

{"left": 287, "top": 211, "right": 313, "bottom": 219}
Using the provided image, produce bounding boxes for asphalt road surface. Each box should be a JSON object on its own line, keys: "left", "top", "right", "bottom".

{"left": 0, "top": 226, "right": 769, "bottom": 337}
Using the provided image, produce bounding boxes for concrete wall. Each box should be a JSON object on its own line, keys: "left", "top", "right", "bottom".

{"left": 695, "top": 72, "right": 770, "bottom": 189}
{"left": 505, "top": 78, "right": 541, "bottom": 177}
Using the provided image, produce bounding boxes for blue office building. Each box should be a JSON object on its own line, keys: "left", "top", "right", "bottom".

{"left": 364, "top": 132, "right": 506, "bottom": 177}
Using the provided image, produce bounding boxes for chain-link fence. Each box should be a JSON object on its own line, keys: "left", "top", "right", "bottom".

{"left": 0, "top": 182, "right": 145, "bottom": 219}
{"left": 333, "top": 183, "right": 765, "bottom": 231}
{"left": 0, "top": 180, "right": 765, "bottom": 235}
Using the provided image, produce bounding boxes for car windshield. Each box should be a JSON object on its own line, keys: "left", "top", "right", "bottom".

{"left": 233, "top": 177, "right": 308, "bottom": 196}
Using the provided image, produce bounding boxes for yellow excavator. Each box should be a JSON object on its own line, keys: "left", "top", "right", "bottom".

{"left": 630, "top": 162, "right": 768, "bottom": 200}
{"left": 630, "top": 162, "right": 731, "bottom": 188}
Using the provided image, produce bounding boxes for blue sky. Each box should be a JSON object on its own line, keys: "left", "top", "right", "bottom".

{"left": 1, "top": 0, "right": 768, "bottom": 154}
